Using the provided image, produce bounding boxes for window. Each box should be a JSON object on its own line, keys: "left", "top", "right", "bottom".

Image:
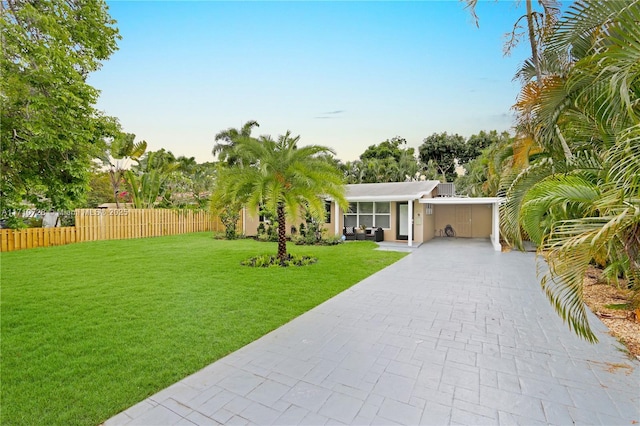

{"left": 344, "top": 202, "right": 391, "bottom": 229}
{"left": 325, "top": 201, "right": 331, "bottom": 223}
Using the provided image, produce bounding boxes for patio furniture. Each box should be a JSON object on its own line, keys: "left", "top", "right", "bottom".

{"left": 343, "top": 226, "right": 357, "bottom": 240}
{"left": 365, "top": 227, "right": 384, "bottom": 242}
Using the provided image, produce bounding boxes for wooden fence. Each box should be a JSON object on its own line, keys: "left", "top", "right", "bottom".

{"left": 0, "top": 209, "right": 236, "bottom": 252}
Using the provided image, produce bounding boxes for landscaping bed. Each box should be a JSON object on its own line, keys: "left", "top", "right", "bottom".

{"left": 583, "top": 266, "right": 640, "bottom": 360}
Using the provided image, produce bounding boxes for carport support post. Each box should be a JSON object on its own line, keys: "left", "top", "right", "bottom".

{"left": 408, "top": 200, "right": 413, "bottom": 247}
{"left": 492, "top": 201, "right": 500, "bottom": 251}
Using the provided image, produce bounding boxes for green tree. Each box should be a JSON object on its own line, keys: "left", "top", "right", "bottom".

{"left": 100, "top": 133, "right": 148, "bottom": 208}
{"left": 341, "top": 160, "right": 366, "bottom": 184}
{"left": 502, "top": 0, "right": 640, "bottom": 341}
{"left": 1, "top": 0, "right": 120, "bottom": 224}
{"left": 212, "top": 120, "right": 260, "bottom": 165}
{"left": 85, "top": 170, "right": 114, "bottom": 208}
{"left": 125, "top": 149, "right": 179, "bottom": 208}
{"left": 355, "top": 137, "right": 421, "bottom": 183}
{"left": 210, "top": 165, "right": 244, "bottom": 240}
{"left": 455, "top": 131, "right": 514, "bottom": 197}
{"left": 217, "top": 130, "right": 347, "bottom": 262}
{"left": 360, "top": 136, "right": 413, "bottom": 163}
{"left": 418, "top": 132, "right": 467, "bottom": 182}
{"left": 169, "top": 159, "right": 216, "bottom": 209}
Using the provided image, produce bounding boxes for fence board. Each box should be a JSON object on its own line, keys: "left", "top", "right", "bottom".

{"left": 1, "top": 209, "right": 235, "bottom": 252}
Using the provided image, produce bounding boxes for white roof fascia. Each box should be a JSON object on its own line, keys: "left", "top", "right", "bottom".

{"left": 419, "top": 197, "right": 504, "bottom": 205}
{"left": 347, "top": 195, "right": 422, "bottom": 202}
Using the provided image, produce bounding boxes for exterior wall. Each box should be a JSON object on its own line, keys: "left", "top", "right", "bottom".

{"left": 325, "top": 202, "right": 338, "bottom": 237}
{"left": 434, "top": 204, "right": 456, "bottom": 237}
{"left": 386, "top": 202, "right": 398, "bottom": 241}
{"left": 412, "top": 200, "right": 424, "bottom": 244}
{"left": 433, "top": 204, "right": 492, "bottom": 238}
{"left": 421, "top": 203, "right": 436, "bottom": 242}
{"left": 470, "top": 204, "right": 492, "bottom": 238}
{"left": 244, "top": 209, "right": 261, "bottom": 236}
{"left": 243, "top": 205, "right": 337, "bottom": 237}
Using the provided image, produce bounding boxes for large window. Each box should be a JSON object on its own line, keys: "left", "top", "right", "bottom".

{"left": 344, "top": 202, "right": 390, "bottom": 229}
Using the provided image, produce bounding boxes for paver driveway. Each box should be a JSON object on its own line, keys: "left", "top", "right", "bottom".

{"left": 106, "top": 239, "right": 639, "bottom": 425}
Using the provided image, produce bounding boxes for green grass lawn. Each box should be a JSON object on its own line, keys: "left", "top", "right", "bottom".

{"left": 1, "top": 233, "right": 406, "bottom": 426}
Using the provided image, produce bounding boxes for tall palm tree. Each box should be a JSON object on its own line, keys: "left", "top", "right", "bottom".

{"left": 217, "top": 131, "right": 348, "bottom": 262}
{"left": 512, "top": 0, "right": 640, "bottom": 341}
{"left": 212, "top": 120, "right": 259, "bottom": 165}
{"left": 464, "top": 0, "right": 560, "bottom": 83}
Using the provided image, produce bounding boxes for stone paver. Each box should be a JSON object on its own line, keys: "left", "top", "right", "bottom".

{"left": 105, "top": 239, "right": 640, "bottom": 425}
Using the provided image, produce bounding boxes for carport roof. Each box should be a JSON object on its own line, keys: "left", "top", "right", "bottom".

{"left": 345, "top": 181, "right": 440, "bottom": 202}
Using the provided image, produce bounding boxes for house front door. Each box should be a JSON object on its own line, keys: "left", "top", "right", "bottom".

{"left": 397, "top": 202, "right": 411, "bottom": 240}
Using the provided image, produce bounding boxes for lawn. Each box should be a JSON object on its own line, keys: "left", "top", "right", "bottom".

{"left": 0, "top": 233, "right": 406, "bottom": 426}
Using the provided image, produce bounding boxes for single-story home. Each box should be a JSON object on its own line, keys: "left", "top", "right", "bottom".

{"left": 243, "top": 181, "right": 503, "bottom": 251}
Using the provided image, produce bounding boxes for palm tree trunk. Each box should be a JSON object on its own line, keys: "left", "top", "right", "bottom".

{"left": 277, "top": 202, "right": 287, "bottom": 263}
{"left": 109, "top": 169, "right": 121, "bottom": 208}
{"left": 526, "top": 0, "right": 543, "bottom": 84}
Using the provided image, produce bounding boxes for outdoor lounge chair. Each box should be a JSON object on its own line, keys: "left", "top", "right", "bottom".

{"left": 365, "top": 227, "right": 384, "bottom": 242}
{"left": 343, "top": 226, "right": 357, "bottom": 240}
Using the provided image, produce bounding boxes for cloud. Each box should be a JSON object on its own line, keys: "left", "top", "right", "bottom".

{"left": 314, "top": 110, "right": 345, "bottom": 119}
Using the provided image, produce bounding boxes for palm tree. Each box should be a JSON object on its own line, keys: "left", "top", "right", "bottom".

{"left": 509, "top": 0, "right": 640, "bottom": 341}
{"left": 100, "top": 133, "right": 147, "bottom": 208}
{"left": 464, "top": 0, "right": 560, "bottom": 83}
{"left": 218, "top": 130, "right": 347, "bottom": 262}
{"left": 125, "top": 150, "right": 180, "bottom": 208}
{"left": 212, "top": 120, "right": 259, "bottom": 165}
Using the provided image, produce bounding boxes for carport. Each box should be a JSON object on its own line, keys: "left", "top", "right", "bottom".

{"left": 420, "top": 197, "right": 503, "bottom": 251}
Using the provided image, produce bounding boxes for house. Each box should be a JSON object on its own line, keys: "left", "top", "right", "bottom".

{"left": 243, "top": 181, "right": 503, "bottom": 251}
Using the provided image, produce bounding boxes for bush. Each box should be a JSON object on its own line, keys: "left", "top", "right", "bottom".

{"left": 241, "top": 253, "right": 318, "bottom": 267}
{"left": 292, "top": 234, "right": 343, "bottom": 246}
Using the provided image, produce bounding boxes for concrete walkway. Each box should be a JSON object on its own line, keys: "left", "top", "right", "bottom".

{"left": 106, "top": 239, "right": 639, "bottom": 425}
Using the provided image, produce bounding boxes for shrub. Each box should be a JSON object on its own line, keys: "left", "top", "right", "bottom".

{"left": 241, "top": 253, "right": 318, "bottom": 267}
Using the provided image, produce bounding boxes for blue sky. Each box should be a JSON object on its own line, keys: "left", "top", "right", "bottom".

{"left": 89, "top": 1, "right": 533, "bottom": 163}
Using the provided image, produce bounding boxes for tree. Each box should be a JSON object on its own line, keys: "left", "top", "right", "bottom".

{"left": 125, "top": 149, "right": 179, "bottom": 208}
{"left": 210, "top": 165, "right": 245, "bottom": 240}
{"left": 360, "top": 136, "right": 413, "bottom": 163}
{"left": 216, "top": 130, "right": 348, "bottom": 263}
{"left": 100, "top": 133, "right": 148, "bottom": 208}
{"left": 1, "top": 0, "right": 120, "bottom": 225}
{"left": 455, "top": 131, "right": 514, "bottom": 197}
{"left": 418, "top": 132, "right": 467, "bottom": 182}
{"left": 464, "top": 0, "right": 560, "bottom": 84}
{"left": 355, "top": 137, "right": 421, "bottom": 183}
{"left": 500, "top": 0, "right": 640, "bottom": 341}
{"left": 85, "top": 170, "right": 114, "bottom": 208}
{"left": 168, "top": 159, "right": 216, "bottom": 209}
{"left": 212, "top": 120, "right": 259, "bottom": 165}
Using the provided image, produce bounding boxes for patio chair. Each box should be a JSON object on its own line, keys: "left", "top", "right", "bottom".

{"left": 343, "top": 226, "right": 357, "bottom": 240}
{"left": 365, "top": 227, "right": 384, "bottom": 242}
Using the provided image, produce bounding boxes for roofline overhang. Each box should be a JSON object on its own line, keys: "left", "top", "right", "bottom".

{"left": 344, "top": 193, "right": 432, "bottom": 202}
{"left": 419, "top": 197, "right": 505, "bottom": 205}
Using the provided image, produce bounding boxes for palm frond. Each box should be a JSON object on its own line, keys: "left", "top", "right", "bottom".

{"left": 521, "top": 174, "right": 600, "bottom": 244}
{"left": 500, "top": 157, "right": 556, "bottom": 248}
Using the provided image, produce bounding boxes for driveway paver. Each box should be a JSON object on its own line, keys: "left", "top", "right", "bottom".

{"left": 105, "top": 239, "right": 640, "bottom": 425}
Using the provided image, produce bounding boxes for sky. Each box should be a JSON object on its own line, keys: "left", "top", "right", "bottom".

{"left": 89, "top": 0, "right": 534, "bottom": 163}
